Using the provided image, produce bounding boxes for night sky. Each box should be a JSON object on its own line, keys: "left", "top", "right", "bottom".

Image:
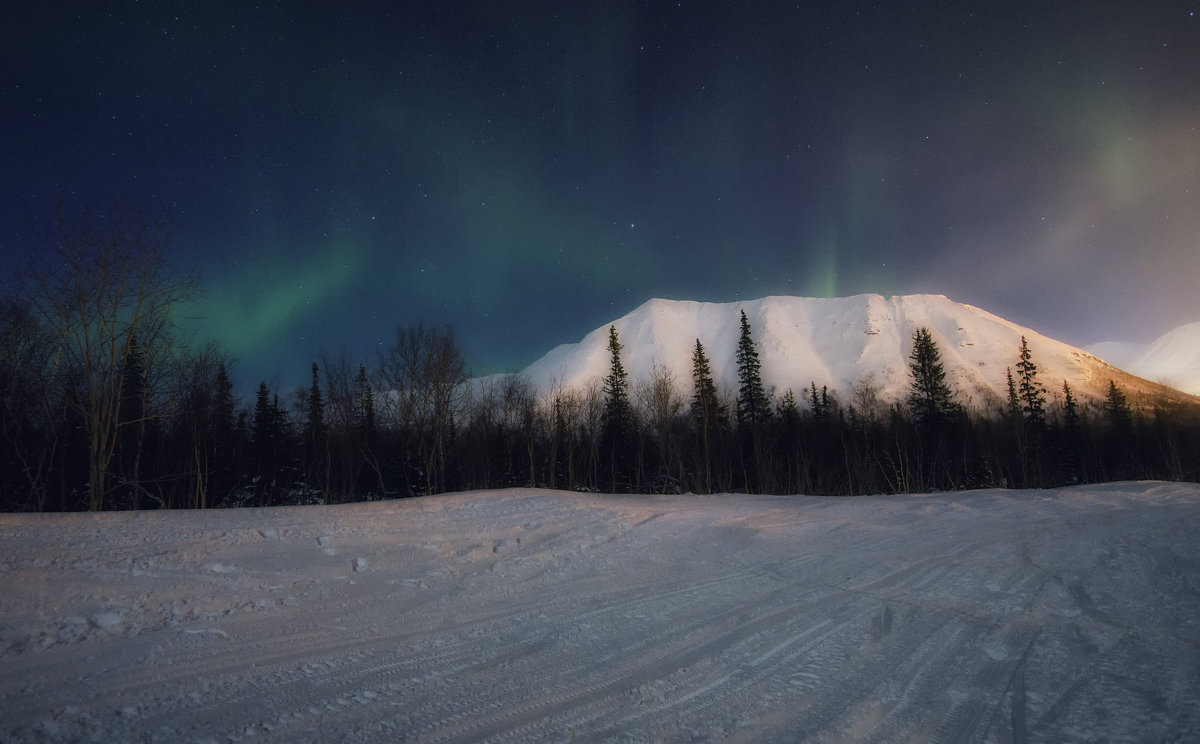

{"left": 4, "top": 2, "right": 1199, "bottom": 395}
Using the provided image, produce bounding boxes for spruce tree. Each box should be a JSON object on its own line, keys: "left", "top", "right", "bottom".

{"left": 1062, "top": 381, "right": 1080, "bottom": 431}
{"left": 210, "top": 362, "right": 238, "bottom": 503}
{"left": 735, "top": 309, "right": 769, "bottom": 431}
{"left": 601, "top": 326, "right": 633, "bottom": 490}
{"left": 777, "top": 389, "right": 800, "bottom": 424}
{"left": 690, "top": 339, "right": 718, "bottom": 422}
{"left": 1059, "top": 379, "right": 1084, "bottom": 483}
{"left": 253, "top": 382, "right": 274, "bottom": 447}
{"left": 906, "top": 327, "right": 955, "bottom": 426}
{"left": 213, "top": 363, "right": 236, "bottom": 439}
{"left": 251, "top": 381, "right": 282, "bottom": 503}
{"left": 351, "top": 363, "right": 379, "bottom": 497}
{"left": 1015, "top": 336, "right": 1047, "bottom": 429}
{"left": 1104, "top": 379, "right": 1133, "bottom": 433}
{"left": 807, "top": 382, "right": 833, "bottom": 423}
{"left": 1006, "top": 367, "right": 1021, "bottom": 419}
{"left": 690, "top": 338, "right": 720, "bottom": 492}
{"left": 1102, "top": 379, "right": 1136, "bottom": 480}
{"left": 603, "top": 326, "right": 631, "bottom": 427}
{"left": 304, "top": 362, "right": 329, "bottom": 498}
{"left": 305, "top": 362, "right": 327, "bottom": 454}
{"left": 353, "top": 364, "right": 376, "bottom": 436}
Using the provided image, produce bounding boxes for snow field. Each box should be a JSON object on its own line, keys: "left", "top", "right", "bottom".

{"left": 1, "top": 483, "right": 1198, "bottom": 742}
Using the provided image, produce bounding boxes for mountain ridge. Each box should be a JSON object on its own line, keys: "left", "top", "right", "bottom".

{"left": 1086, "top": 321, "right": 1200, "bottom": 396}
{"left": 513, "top": 293, "right": 1198, "bottom": 413}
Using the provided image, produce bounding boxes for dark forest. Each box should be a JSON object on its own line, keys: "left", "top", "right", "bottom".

{"left": 4, "top": 211, "right": 1199, "bottom": 511}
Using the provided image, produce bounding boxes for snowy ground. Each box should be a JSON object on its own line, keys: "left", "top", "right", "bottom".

{"left": 2, "top": 483, "right": 1198, "bottom": 743}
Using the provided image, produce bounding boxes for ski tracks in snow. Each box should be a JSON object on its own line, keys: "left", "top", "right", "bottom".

{"left": 1, "top": 484, "right": 1199, "bottom": 742}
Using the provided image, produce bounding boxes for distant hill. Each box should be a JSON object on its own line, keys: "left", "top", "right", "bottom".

{"left": 514, "top": 294, "right": 1199, "bottom": 413}
{"left": 1087, "top": 321, "right": 1200, "bottom": 396}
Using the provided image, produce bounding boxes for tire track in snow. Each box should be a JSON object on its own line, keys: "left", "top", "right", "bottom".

{"left": 421, "top": 591, "right": 822, "bottom": 744}
{"left": 156, "top": 556, "right": 784, "bottom": 740}
{"left": 402, "top": 551, "right": 810, "bottom": 739}
{"left": 5, "top": 485, "right": 1199, "bottom": 742}
{"left": 145, "top": 518, "right": 772, "bottom": 739}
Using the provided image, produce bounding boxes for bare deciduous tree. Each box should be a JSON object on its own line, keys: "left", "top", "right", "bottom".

{"left": 23, "top": 205, "right": 192, "bottom": 510}
{"left": 378, "top": 322, "right": 468, "bottom": 495}
{"left": 636, "top": 362, "right": 684, "bottom": 492}
{"left": 0, "top": 298, "right": 63, "bottom": 509}
{"left": 541, "top": 377, "right": 583, "bottom": 491}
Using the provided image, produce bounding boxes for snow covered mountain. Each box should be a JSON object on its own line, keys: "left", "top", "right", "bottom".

{"left": 1086, "top": 321, "right": 1200, "bottom": 396}
{"left": 518, "top": 294, "right": 1194, "bottom": 411}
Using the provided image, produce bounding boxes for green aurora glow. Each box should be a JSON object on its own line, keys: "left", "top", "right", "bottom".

{"left": 3, "top": 3, "right": 1198, "bottom": 393}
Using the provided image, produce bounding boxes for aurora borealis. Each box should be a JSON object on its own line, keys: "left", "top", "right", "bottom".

{"left": 3, "top": 2, "right": 1199, "bottom": 394}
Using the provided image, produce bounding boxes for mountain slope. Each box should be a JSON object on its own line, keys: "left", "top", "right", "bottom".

{"left": 1087, "top": 321, "right": 1200, "bottom": 396}
{"left": 519, "top": 294, "right": 1194, "bottom": 411}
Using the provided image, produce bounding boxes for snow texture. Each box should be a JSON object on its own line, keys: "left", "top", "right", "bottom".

{"left": 515, "top": 294, "right": 1135, "bottom": 409}
{"left": 2, "top": 483, "right": 1199, "bottom": 742}
{"left": 1088, "top": 321, "right": 1200, "bottom": 396}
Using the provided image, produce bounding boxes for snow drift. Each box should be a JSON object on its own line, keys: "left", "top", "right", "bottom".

{"left": 3, "top": 483, "right": 1199, "bottom": 742}
{"left": 518, "top": 294, "right": 1186, "bottom": 410}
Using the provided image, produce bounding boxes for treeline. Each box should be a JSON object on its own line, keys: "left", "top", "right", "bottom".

{"left": 3, "top": 209, "right": 1199, "bottom": 510}
{"left": 527, "top": 315, "right": 1200, "bottom": 497}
